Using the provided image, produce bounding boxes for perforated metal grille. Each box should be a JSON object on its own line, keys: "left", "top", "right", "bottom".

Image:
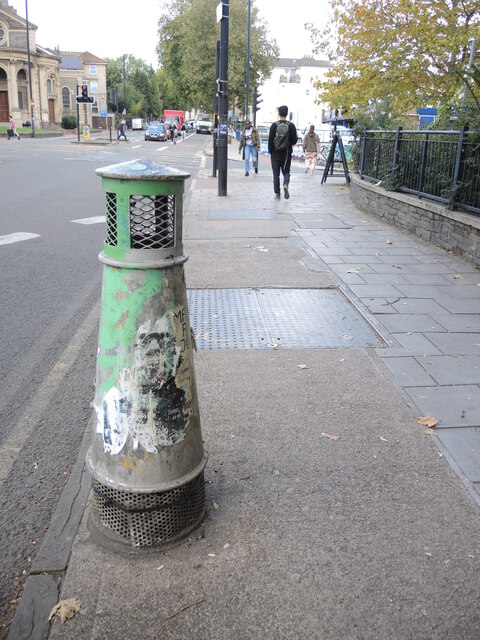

{"left": 91, "top": 473, "right": 205, "bottom": 548}
{"left": 130, "top": 194, "right": 175, "bottom": 249}
{"left": 187, "top": 288, "right": 383, "bottom": 350}
{"left": 105, "top": 192, "right": 117, "bottom": 246}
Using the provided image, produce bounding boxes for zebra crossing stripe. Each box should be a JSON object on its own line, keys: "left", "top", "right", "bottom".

{"left": 0, "top": 232, "right": 40, "bottom": 246}
{"left": 72, "top": 216, "right": 106, "bottom": 225}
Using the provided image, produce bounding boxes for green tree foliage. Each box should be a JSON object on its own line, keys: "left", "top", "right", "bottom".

{"left": 307, "top": 0, "right": 480, "bottom": 119}
{"left": 157, "top": 0, "right": 279, "bottom": 113}
{"left": 106, "top": 56, "right": 161, "bottom": 119}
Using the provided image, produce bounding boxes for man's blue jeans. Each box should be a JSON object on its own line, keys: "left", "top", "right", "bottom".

{"left": 244, "top": 145, "right": 258, "bottom": 173}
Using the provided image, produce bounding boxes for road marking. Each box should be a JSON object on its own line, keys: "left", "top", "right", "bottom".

{"left": 132, "top": 145, "right": 141, "bottom": 149}
{"left": 72, "top": 216, "right": 106, "bottom": 225}
{"left": 0, "top": 300, "right": 101, "bottom": 487}
{"left": 157, "top": 146, "right": 168, "bottom": 151}
{"left": 0, "top": 232, "right": 40, "bottom": 246}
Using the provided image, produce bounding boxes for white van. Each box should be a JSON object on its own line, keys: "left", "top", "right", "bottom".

{"left": 132, "top": 118, "right": 145, "bottom": 130}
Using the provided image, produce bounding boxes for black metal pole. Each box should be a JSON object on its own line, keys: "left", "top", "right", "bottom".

{"left": 76, "top": 84, "right": 80, "bottom": 143}
{"left": 213, "top": 40, "right": 220, "bottom": 178}
{"left": 123, "top": 55, "right": 126, "bottom": 113}
{"left": 218, "top": 0, "right": 229, "bottom": 196}
{"left": 25, "top": 0, "right": 35, "bottom": 137}
{"left": 245, "top": 0, "right": 251, "bottom": 121}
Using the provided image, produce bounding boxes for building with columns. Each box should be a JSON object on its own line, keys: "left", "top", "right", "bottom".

{"left": 0, "top": 0, "right": 107, "bottom": 129}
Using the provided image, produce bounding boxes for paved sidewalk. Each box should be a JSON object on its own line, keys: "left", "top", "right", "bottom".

{"left": 11, "top": 140, "right": 480, "bottom": 640}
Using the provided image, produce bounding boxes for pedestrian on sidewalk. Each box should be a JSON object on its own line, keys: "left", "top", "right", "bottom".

{"left": 239, "top": 120, "right": 260, "bottom": 176}
{"left": 268, "top": 105, "right": 297, "bottom": 200}
{"left": 8, "top": 115, "right": 20, "bottom": 140}
{"left": 117, "top": 120, "right": 128, "bottom": 141}
{"left": 169, "top": 123, "right": 177, "bottom": 144}
{"left": 303, "top": 125, "right": 320, "bottom": 175}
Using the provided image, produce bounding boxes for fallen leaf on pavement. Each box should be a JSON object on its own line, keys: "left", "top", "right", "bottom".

{"left": 453, "top": 274, "right": 464, "bottom": 280}
{"left": 393, "top": 264, "right": 402, "bottom": 269}
{"left": 296, "top": 364, "right": 309, "bottom": 369}
{"left": 418, "top": 416, "right": 438, "bottom": 428}
{"left": 322, "top": 432, "right": 340, "bottom": 441}
{"left": 49, "top": 597, "right": 81, "bottom": 625}
{"left": 425, "top": 552, "right": 432, "bottom": 558}
{"left": 212, "top": 501, "right": 220, "bottom": 510}
{"left": 342, "top": 335, "right": 354, "bottom": 341}
{"left": 386, "top": 239, "right": 393, "bottom": 244}
{"left": 346, "top": 267, "right": 361, "bottom": 274}
{"left": 379, "top": 436, "right": 388, "bottom": 442}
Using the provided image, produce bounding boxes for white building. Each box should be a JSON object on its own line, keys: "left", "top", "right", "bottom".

{"left": 256, "top": 56, "right": 330, "bottom": 131}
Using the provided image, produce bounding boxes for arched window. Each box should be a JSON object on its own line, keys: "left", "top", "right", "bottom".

{"left": 47, "top": 79, "right": 52, "bottom": 93}
{"left": 17, "top": 69, "right": 28, "bottom": 111}
{"left": 62, "top": 87, "right": 70, "bottom": 110}
{"left": 0, "top": 67, "right": 7, "bottom": 81}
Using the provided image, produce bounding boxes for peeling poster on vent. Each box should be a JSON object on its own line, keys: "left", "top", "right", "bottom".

{"left": 94, "top": 306, "right": 193, "bottom": 454}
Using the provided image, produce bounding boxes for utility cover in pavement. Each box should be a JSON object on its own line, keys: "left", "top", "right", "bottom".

{"left": 187, "top": 288, "right": 382, "bottom": 350}
{"left": 208, "top": 209, "right": 279, "bottom": 220}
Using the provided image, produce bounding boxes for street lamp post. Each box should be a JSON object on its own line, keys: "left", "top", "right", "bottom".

{"left": 25, "top": 0, "right": 35, "bottom": 138}
{"left": 122, "top": 54, "right": 127, "bottom": 117}
{"left": 245, "top": 0, "right": 251, "bottom": 121}
{"left": 217, "top": 0, "right": 229, "bottom": 196}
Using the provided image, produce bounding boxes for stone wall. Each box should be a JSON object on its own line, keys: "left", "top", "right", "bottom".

{"left": 350, "top": 173, "right": 480, "bottom": 265}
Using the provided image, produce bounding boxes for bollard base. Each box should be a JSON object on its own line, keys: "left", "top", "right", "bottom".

{"left": 88, "top": 472, "right": 206, "bottom": 553}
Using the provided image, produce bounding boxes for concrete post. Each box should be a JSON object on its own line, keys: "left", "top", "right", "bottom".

{"left": 87, "top": 159, "right": 207, "bottom": 551}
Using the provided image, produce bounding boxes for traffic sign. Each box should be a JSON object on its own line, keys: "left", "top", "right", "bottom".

{"left": 101, "top": 108, "right": 107, "bottom": 117}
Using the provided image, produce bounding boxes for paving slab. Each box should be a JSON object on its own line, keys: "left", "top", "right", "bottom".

{"left": 420, "top": 355, "right": 480, "bottom": 385}
{"left": 391, "top": 299, "right": 452, "bottom": 316}
{"left": 405, "top": 386, "right": 480, "bottom": 428}
{"left": 424, "top": 332, "right": 480, "bottom": 355}
{"left": 436, "top": 428, "right": 480, "bottom": 482}
{"left": 376, "top": 314, "right": 447, "bottom": 334}
{"left": 432, "top": 314, "right": 480, "bottom": 332}
{"left": 381, "top": 356, "right": 436, "bottom": 387}
{"left": 378, "top": 333, "right": 443, "bottom": 357}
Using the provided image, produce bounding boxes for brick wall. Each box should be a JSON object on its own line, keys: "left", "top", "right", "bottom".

{"left": 350, "top": 173, "right": 480, "bottom": 265}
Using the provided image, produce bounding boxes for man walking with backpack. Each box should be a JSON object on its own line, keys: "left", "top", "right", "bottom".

{"left": 268, "top": 105, "right": 298, "bottom": 200}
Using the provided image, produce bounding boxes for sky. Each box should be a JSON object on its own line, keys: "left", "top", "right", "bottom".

{"left": 8, "top": 0, "right": 331, "bottom": 68}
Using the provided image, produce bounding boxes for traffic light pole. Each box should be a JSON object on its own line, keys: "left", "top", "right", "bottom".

{"left": 213, "top": 40, "right": 220, "bottom": 178}
{"left": 76, "top": 84, "right": 80, "bottom": 143}
{"left": 218, "top": 0, "right": 229, "bottom": 197}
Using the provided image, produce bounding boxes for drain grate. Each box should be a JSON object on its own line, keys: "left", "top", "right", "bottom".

{"left": 187, "top": 288, "right": 382, "bottom": 350}
{"left": 208, "top": 209, "right": 279, "bottom": 220}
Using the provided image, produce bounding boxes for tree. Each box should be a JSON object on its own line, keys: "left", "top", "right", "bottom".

{"left": 106, "top": 56, "right": 161, "bottom": 119}
{"left": 307, "top": 0, "right": 480, "bottom": 120}
{"left": 157, "top": 0, "right": 279, "bottom": 114}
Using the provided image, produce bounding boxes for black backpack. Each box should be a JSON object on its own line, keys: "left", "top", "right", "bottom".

{"left": 273, "top": 120, "right": 290, "bottom": 151}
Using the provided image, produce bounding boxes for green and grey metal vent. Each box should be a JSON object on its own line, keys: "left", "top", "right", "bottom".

{"left": 96, "top": 159, "right": 191, "bottom": 267}
{"left": 130, "top": 194, "right": 175, "bottom": 249}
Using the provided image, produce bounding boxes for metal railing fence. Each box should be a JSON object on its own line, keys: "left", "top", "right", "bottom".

{"left": 359, "top": 128, "right": 480, "bottom": 214}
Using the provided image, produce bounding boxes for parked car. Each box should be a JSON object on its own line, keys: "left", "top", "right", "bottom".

{"left": 145, "top": 123, "right": 167, "bottom": 141}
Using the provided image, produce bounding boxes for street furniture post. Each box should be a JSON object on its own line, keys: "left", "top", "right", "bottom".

{"left": 87, "top": 159, "right": 207, "bottom": 551}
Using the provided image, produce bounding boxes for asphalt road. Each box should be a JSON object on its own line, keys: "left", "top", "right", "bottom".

{"left": 0, "top": 129, "right": 206, "bottom": 637}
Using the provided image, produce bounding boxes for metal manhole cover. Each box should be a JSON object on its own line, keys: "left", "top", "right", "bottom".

{"left": 208, "top": 209, "right": 279, "bottom": 220}
{"left": 187, "top": 288, "right": 382, "bottom": 350}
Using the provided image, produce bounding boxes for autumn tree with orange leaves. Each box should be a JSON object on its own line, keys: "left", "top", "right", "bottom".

{"left": 307, "top": 0, "right": 480, "bottom": 120}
